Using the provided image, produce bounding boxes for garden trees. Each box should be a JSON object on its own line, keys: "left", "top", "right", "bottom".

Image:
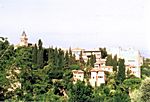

{"left": 68, "top": 81, "right": 93, "bottom": 102}
{"left": 0, "top": 38, "right": 14, "bottom": 101}
{"left": 140, "top": 77, "right": 150, "bottom": 102}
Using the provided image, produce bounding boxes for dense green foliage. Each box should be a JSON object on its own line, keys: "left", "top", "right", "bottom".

{"left": 0, "top": 37, "right": 148, "bottom": 102}
{"left": 99, "top": 47, "right": 107, "bottom": 59}
{"left": 140, "top": 77, "right": 150, "bottom": 102}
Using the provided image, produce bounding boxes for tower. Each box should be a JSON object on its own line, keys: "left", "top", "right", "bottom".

{"left": 20, "top": 31, "right": 28, "bottom": 46}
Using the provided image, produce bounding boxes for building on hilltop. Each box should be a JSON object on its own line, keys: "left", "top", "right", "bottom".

{"left": 19, "top": 31, "right": 28, "bottom": 47}
{"left": 15, "top": 31, "right": 33, "bottom": 49}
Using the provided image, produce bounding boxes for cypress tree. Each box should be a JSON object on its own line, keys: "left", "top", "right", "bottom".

{"left": 106, "top": 54, "right": 113, "bottom": 66}
{"left": 79, "top": 51, "right": 84, "bottom": 63}
{"left": 54, "top": 47, "right": 59, "bottom": 67}
{"left": 87, "top": 58, "right": 90, "bottom": 66}
{"left": 37, "top": 39, "right": 44, "bottom": 68}
{"left": 117, "top": 58, "right": 126, "bottom": 82}
{"left": 32, "top": 44, "right": 37, "bottom": 64}
{"left": 48, "top": 47, "right": 54, "bottom": 63}
{"left": 90, "top": 54, "right": 96, "bottom": 67}
{"left": 69, "top": 47, "right": 72, "bottom": 58}
{"left": 58, "top": 48, "right": 65, "bottom": 68}
{"left": 64, "top": 51, "right": 69, "bottom": 68}
{"left": 38, "top": 39, "right": 42, "bottom": 50}
{"left": 93, "top": 54, "right": 96, "bottom": 63}
{"left": 113, "top": 55, "right": 118, "bottom": 72}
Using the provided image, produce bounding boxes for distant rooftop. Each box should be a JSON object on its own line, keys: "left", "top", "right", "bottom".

{"left": 22, "top": 31, "right": 27, "bottom": 36}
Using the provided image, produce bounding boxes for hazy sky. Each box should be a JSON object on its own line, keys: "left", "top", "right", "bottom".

{"left": 0, "top": 0, "right": 149, "bottom": 56}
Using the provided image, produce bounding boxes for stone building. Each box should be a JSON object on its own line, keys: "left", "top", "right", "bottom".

{"left": 19, "top": 31, "right": 28, "bottom": 47}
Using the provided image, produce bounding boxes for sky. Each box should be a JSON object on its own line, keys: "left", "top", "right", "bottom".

{"left": 0, "top": 0, "right": 149, "bottom": 57}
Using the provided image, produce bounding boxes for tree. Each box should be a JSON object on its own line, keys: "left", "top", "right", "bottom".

{"left": 37, "top": 49, "right": 44, "bottom": 68}
{"left": 86, "top": 58, "right": 90, "bottom": 66}
{"left": 117, "top": 59, "right": 126, "bottom": 82}
{"left": 106, "top": 54, "right": 113, "bottom": 66}
{"left": 69, "top": 81, "right": 93, "bottom": 102}
{"left": 54, "top": 47, "right": 59, "bottom": 67}
{"left": 89, "top": 54, "right": 96, "bottom": 67}
{"left": 38, "top": 39, "right": 43, "bottom": 50}
{"left": 58, "top": 48, "right": 65, "bottom": 68}
{"left": 64, "top": 51, "right": 69, "bottom": 68}
{"left": 79, "top": 51, "right": 84, "bottom": 64}
{"left": 48, "top": 47, "right": 54, "bottom": 64}
{"left": 37, "top": 39, "right": 44, "bottom": 68}
{"left": 32, "top": 44, "right": 37, "bottom": 64}
{"left": 140, "top": 77, "right": 150, "bottom": 102}
{"left": 99, "top": 48, "right": 107, "bottom": 59}
{"left": 113, "top": 55, "right": 117, "bottom": 72}
{"left": 123, "top": 78, "right": 141, "bottom": 91}
{"left": 68, "top": 47, "right": 76, "bottom": 65}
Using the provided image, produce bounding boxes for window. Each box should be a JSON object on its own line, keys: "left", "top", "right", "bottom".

{"left": 98, "top": 76, "right": 103, "bottom": 78}
{"left": 128, "top": 60, "right": 135, "bottom": 62}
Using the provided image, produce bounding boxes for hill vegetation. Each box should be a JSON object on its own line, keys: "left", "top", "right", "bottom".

{"left": 0, "top": 37, "right": 150, "bottom": 102}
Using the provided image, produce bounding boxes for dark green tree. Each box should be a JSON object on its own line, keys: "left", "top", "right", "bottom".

{"left": 117, "top": 59, "right": 126, "bottom": 82}
{"left": 37, "top": 39, "right": 44, "bottom": 68}
{"left": 79, "top": 51, "right": 84, "bottom": 64}
{"left": 69, "top": 81, "right": 93, "bottom": 102}
{"left": 38, "top": 39, "right": 43, "bottom": 50}
{"left": 64, "top": 51, "right": 69, "bottom": 68}
{"left": 68, "top": 47, "right": 76, "bottom": 65}
{"left": 37, "top": 49, "right": 44, "bottom": 68}
{"left": 58, "top": 48, "right": 65, "bottom": 68}
{"left": 32, "top": 44, "right": 37, "bottom": 64}
{"left": 54, "top": 47, "right": 59, "bottom": 67}
{"left": 99, "top": 47, "right": 108, "bottom": 59}
{"left": 86, "top": 58, "right": 90, "bottom": 66}
{"left": 90, "top": 54, "right": 95, "bottom": 67}
{"left": 106, "top": 54, "right": 113, "bottom": 66}
{"left": 48, "top": 47, "right": 54, "bottom": 64}
{"left": 113, "top": 55, "right": 118, "bottom": 72}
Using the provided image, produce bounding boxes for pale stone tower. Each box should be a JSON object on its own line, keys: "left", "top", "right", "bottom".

{"left": 20, "top": 31, "right": 28, "bottom": 46}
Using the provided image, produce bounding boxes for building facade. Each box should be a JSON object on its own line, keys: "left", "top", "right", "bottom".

{"left": 89, "top": 68, "right": 105, "bottom": 87}
{"left": 72, "top": 70, "right": 84, "bottom": 84}
{"left": 19, "top": 31, "right": 28, "bottom": 47}
{"left": 107, "top": 47, "right": 143, "bottom": 78}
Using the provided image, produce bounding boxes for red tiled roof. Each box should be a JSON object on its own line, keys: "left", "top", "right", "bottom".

{"left": 90, "top": 68, "right": 103, "bottom": 72}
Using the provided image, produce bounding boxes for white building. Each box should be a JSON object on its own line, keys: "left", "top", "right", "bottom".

{"left": 89, "top": 68, "right": 105, "bottom": 87}
{"left": 72, "top": 48, "right": 85, "bottom": 60}
{"left": 101, "top": 66, "right": 113, "bottom": 73}
{"left": 107, "top": 47, "right": 143, "bottom": 78}
{"left": 72, "top": 70, "right": 84, "bottom": 84}
{"left": 82, "top": 49, "right": 101, "bottom": 63}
